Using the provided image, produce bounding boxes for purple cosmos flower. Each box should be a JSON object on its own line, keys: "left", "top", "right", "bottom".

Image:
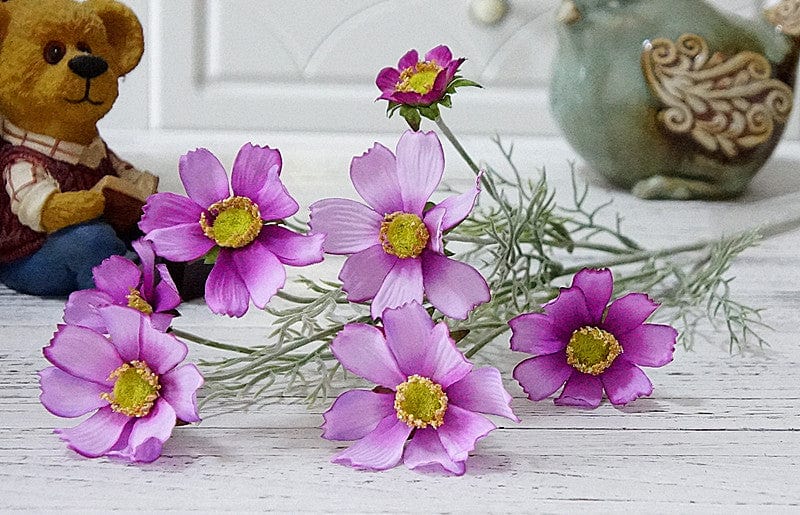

{"left": 510, "top": 268, "right": 677, "bottom": 408}
{"left": 139, "top": 144, "right": 325, "bottom": 317}
{"left": 376, "top": 45, "right": 465, "bottom": 108}
{"left": 40, "top": 306, "right": 203, "bottom": 463}
{"left": 375, "top": 46, "right": 477, "bottom": 130}
{"left": 64, "top": 238, "right": 181, "bottom": 332}
{"left": 322, "top": 302, "right": 518, "bottom": 475}
{"left": 308, "top": 130, "right": 490, "bottom": 320}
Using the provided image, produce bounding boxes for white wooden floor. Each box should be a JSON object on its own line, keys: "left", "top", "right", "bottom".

{"left": 2, "top": 134, "right": 800, "bottom": 511}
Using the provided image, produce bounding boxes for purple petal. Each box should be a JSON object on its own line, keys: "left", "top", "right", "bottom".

{"left": 349, "top": 142, "right": 402, "bottom": 216}
{"left": 330, "top": 323, "right": 405, "bottom": 388}
{"left": 321, "top": 389, "right": 396, "bottom": 441}
{"left": 447, "top": 367, "right": 519, "bottom": 421}
{"left": 179, "top": 148, "right": 230, "bottom": 207}
{"left": 138, "top": 192, "right": 205, "bottom": 233}
{"left": 44, "top": 325, "right": 121, "bottom": 386}
{"left": 92, "top": 256, "right": 141, "bottom": 304}
{"left": 508, "top": 312, "right": 568, "bottom": 356}
{"left": 443, "top": 58, "right": 465, "bottom": 81}
{"left": 108, "top": 436, "right": 162, "bottom": 464}
{"left": 63, "top": 290, "right": 113, "bottom": 332}
{"left": 391, "top": 90, "right": 430, "bottom": 106}
{"left": 555, "top": 371, "right": 603, "bottom": 408}
{"left": 435, "top": 404, "right": 495, "bottom": 463}
{"left": 55, "top": 406, "right": 131, "bottom": 458}
{"left": 426, "top": 323, "right": 473, "bottom": 388}
{"left": 572, "top": 268, "right": 613, "bottom": 324}
{"left": 132, "top": 238, "right": 156, "bottom": 299}
{"left": 397, "top": 49, "right": 419, "bottom": 70}
{"left": 160, "top": 364, "right": 204, "bottom": 423}
{"left": 370, "top": 257, "right": 423, "bottom": 319}
{"left": 99, "top": 306, "right": 143, "bottom": 362}
{"left": 375, "top": 68, "right": 400, "bottom": 94}
{"left": 253, "top": 174, "right": 299, "bottom": 221}
{"left": 425, "top": 45, "right": 453, "bottom": 65}
{"left": 617, "top": 323, "right": 677, "bottom": 368}
{"left": 137, "top": 316, "right": 188, "bottom": 375}
{"left": 339, "top": 245, "right": 397, "bottom": 303}
{"left": 395, "top": 130, "right": 444, "bottom": 214}
{"left": 542, "top": 286, "right": 593, "bottom": 341}
{"left": 513, "top": 353, "right": 572, "bottom": 401}
{"left": 381, "top": 301, "right": 433, "bottom": 374}
{"left": 231, "top": 243, "right": 285, "bottom": 309}
{"left": 404, "top": 428, "right": 465, "bottom": 475}
{"left": 601, "top": 358, "right": 653, "bottom": 406}
{"left": 423, "top": 206, "right": 445, "bottom": 254}
{"left": 383, "top": 303, "right": 471, "bottom": 387}
{"left": 421, "top": 251, "right": 490, "bottom": 320}
{"left": 376, "top": 67, "right": 400, "bottom": 93}
{"left": 152, "top": 264, "right": 182, "bottom": 313}
{"left": 144, "top": 223, "right": 215, "bottom": 262}
{"left": 603, "top": 293, "right": 660, "bottom": 336}
{"left": 149, "top": 313, "right": 175, "bottom": 333}
{"left": 430, "top": 178, "right": 480, "bottom": 232}
{"left": 124, "top": 401, "right": 176, "bottom": 463}
{"left": 308, "top": 198, "right": 382, "bottom": 254}
{"left": 331, "top": 414, "right": 412, "bottom": 471}
{"left": 231, "top": 143, "right": 281, "bottom": 199}
{"left": 205, "top": 251, "right": 251, "bottom": 317}
{"left": 258, "top": 226, "right": 324, "bottom": 267}
{"left": 39, "top": 367, "right": 109, "bottom": 418}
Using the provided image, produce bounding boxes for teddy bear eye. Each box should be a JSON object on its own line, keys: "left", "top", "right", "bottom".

{"left": 43, "top": 41, "right": 67, "bottom": 65}
{"left": 76, "top": 42, "right": 92, "bottom": 54}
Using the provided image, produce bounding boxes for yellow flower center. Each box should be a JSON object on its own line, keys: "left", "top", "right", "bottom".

{"left": 126, "top": 288, "right": 153, "bottom": 315}
{"left": 394, "top": 375, "right": 448, "bottom": 429}
{"left": 396, "top": 61, "right": 443, "bottom": 95}
{"left": 566, "top": 326, "right": 623, "bottom": 376}
{"left": 100, "top": 361, "right": 161, "bottom": 418}
{"left": 199, "top": 196, "right": 262, "bottom": 248}
{"left": 379, "top": 212, "right": 429, "bottom": 259}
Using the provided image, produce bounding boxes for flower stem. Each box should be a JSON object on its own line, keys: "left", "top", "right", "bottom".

{"left": 435, "top": 116, "right": 501, "bottom": 201}
{"left": 464, "top": 325, "right": 510, "bottom": 359}
{"left": 557, "top": 239, "right": 727, "bottom": 278}
{"left": 558, "top": 212, "right": 800, "bottom": 278}
{"left": 171, "top": 328, "right": 256, "bottom": 355}
{"left": 435, "top": 116, "right": 480, "bottom": 175}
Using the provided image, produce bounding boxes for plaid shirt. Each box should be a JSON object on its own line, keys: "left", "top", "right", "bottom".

{"left": 1, "top": 118, "right": 141, "bottom": 231}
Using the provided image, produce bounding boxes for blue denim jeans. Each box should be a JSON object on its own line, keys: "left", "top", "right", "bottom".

{"left": 0, "top": 221, "right": 127, "bottom": 296}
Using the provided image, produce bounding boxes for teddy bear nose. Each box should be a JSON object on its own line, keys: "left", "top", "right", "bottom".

{"left": 68, "top": 55, "right": 109, "bottom": 80}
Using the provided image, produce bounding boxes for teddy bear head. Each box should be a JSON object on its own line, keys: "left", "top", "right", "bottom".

{"left": 0, "top": 0, "right": 143, "bottom": 145}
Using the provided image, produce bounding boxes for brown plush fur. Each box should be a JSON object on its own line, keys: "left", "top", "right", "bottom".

{"left": 0, "top": 0, "right": 144, "bottom": 144}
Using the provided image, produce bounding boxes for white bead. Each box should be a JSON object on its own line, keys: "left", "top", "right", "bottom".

{"left": 470, "top": 0, "right": 510, "bottom": 26}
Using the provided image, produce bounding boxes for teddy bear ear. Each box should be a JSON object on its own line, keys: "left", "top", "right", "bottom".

{"left": 88, "top": 0, "right": 144, "bottom": 76}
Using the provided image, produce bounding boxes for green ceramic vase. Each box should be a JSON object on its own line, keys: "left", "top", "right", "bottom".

{"left": 550, "top": 0, "right": 800, "bottom": 199}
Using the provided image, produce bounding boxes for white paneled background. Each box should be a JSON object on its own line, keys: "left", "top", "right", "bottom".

{"left": 102, "top": 0, "right": 800, "bottom": 137}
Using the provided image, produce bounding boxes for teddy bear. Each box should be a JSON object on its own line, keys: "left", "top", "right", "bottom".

{"left": 0, "top": 0, "right": 159, "bottom": 296}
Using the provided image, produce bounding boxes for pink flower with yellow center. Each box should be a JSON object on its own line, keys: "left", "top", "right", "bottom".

{"left": 322, "top": 302, "right": 518, "bottom": 475}
{"left": 64, "top": 238, "right": 181, "bottom": 333}
{"left": 308, "top": 130, "right": 490, "bottom": 320}
{"left": 39, "top": 306, "right": 203, "bottom": 463}
{"left": 139, "top": 144, "right": 325, "bottom": 317}
{"left": 510, "top": 268, "right": 678, "bottom": 408}
{"left": 376, "top": 45, "right": 465, "bottom": 107}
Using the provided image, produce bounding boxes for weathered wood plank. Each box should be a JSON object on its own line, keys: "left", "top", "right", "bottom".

{"left": 3, "top": 135, "right": 800, "bottom": 510}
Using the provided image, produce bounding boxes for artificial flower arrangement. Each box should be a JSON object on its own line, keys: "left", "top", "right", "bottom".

{"left": 40, "top": 45, "right": 772, "bottom": 474}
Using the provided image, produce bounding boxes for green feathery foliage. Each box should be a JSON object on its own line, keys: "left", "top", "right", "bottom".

{"left": 177, "top": 132, "right": 769, "bottom": 410}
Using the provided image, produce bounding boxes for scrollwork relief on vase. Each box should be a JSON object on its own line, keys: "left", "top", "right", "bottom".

{"left": 764, "top": 0, "right": 800, "bottom": 37}
{"left": 641, "top": 33, "right": 793, "bottom": 158}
